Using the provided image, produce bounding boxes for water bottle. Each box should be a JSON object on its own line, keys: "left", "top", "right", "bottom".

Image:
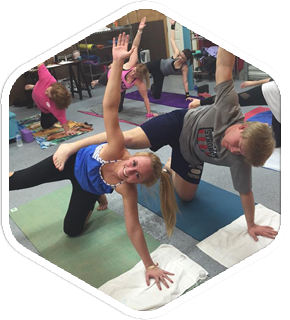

{"left": 16, "top": 132, "right": 23, "bottom": 147}
{"left": 193, "top": 79, "right": 198, "bottom": 96}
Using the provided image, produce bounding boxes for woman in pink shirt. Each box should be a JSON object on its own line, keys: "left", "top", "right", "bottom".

{"left": 91, "top": 17, "right": 158, "bottom": 118}
{"left": 25, "top": 63, "right": 75, "bottom": 135}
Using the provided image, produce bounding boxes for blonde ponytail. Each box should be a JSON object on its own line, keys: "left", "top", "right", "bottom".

{"left": 134, "top": 151, "right": 179, "bottom": 237}
{"left": 160, "top": 170, "right": 179, "bottom": 237}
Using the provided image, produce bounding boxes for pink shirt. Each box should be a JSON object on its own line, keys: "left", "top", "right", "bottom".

{"left": 32, "top": 64, "right": 67, "bottom": 124}
{"left": 108, "top": 67, "right": 137, "bottom": 92}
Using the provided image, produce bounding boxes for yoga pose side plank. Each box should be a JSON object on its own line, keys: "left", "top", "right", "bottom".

{"left": 11, "top": 33, "right": 179, "bottom": 290}
{"left": 91, "top": 17, "right": 157, "bottom": 118}
{"left": 53, "top": 46, "right": 278, "bottom": 242}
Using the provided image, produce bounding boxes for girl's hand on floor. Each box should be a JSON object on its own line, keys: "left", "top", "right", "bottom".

{"left": 146, "top": 266, "right": 174, "bottom": 291}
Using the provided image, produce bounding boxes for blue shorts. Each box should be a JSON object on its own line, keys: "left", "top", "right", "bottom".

{"left": 140, "top": 109, "right": 204, "bottom": 184}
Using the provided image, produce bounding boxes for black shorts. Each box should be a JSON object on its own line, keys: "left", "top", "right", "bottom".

{"left": 140, "top": 109, "right": 204, "bottom": 184}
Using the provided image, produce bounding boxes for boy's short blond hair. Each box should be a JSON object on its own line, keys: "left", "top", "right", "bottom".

{"left": 241, "top": 121, "right": 275, "bottom": 167}
{"left": 50, "top": 82, "right": 71, "bottom": 110}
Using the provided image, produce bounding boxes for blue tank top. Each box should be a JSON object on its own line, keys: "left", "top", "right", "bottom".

{"left": 74, "top": 143, "right": 125, "bottom": 195}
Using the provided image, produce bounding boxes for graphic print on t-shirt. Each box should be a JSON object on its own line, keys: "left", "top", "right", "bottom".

{"left": 197, "top": 127, "right": 218, "bottom": 158}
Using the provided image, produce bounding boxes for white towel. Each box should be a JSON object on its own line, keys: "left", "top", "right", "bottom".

{"left": 98, "top": 244, "right": 208, "bottom": 311}
{"left": 197, "top": 204, "right": 280, "bottom": 268}
{"left": 263, "top": 147, "right": 280, "bottom": 172}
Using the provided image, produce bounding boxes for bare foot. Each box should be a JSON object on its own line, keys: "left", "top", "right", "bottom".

{"left": 188, "top": 99, "right": 200, "bottom": 109}
{"left": 53, "top": 144, "right": 74, "bottom": 171}
{"left": 25, "top": 84, "right": 35, "bottom": 90}
{"left": 97, "top": 194, "right": 108, "bottom": 211}
{"left": 91, "top": 80, "right": 99, "bottom": 88}
{"left": 163, "top": 157, "right": 172, "bottom": 175}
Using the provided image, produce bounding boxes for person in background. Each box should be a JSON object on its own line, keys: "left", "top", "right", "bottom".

{"left": 91, "top": 17, "right": 158, "bottom": 118}
{"left": 11, "top": 33, "right": 178, "bottom": 290}
{"left": 25, "top": 63, "right": 75, "bottom": 135}
{"left": 188, "top": 77, "right": 281, "bottom": 147}
{"left": 145, "top": 18, "right": 194, "bottom": 100}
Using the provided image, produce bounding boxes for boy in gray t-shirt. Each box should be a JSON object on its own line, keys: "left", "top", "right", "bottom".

{"left": 180, "top": 79, "right": 251, "bottom": 194}
{"left": 53, "top": 47, "right": 277, "bottom": 242}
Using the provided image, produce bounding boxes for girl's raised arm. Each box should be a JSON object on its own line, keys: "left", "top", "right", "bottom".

{"left": 102, "top": 33, "right": 134, "bottom": 157}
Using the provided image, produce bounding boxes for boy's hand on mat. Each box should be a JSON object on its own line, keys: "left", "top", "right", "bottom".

{"left": 248, "top": 224, "right": 278, "bottom": 241}
{"left": 146, "top": 267, "right": 174, "bottom": 291}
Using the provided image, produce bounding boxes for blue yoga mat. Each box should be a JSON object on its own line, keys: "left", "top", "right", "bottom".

{"left": 247, "top": 110, "right": 272, "bottom": 125}
{"left": 137, "top": 180, "right": 245, "bottom": 241}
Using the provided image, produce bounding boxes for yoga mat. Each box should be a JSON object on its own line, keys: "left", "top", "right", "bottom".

{"left": 10, "top": 185, "right": 160, "bottom": 288}
{"left": 18, "top": 114, "right": 93, "bottom": 149}
{"left": 125, "top": 90, "right": 199, "bottom": 109}
{"left": 78, "top": 103, "right": 160, "bottom": 126}
{"left": 78, "top": 43, "right": 96, "bottom": 50}
{"left": 244, "top": 107, "right": 270, "bottom": 121}
{"left": 247, "top": 110, "right": 272, "bottom": 125}
{"left": 137, "top": 180, "right": 245, "bottom": 241}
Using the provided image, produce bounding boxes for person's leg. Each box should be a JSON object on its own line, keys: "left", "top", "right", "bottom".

{"left": 238, "top": 85, "right": 267, "bottom": 106}
{"left": 146, "top": 60, "right": 164, "bottom": 99}
{"left": 10, "top": 154, "right": 77, "bottom": 191}
{"left": 118, "top": 91, "right": 126, "bottom": 112}
{"left": 40, "top": 112, "right": 58, "bottom": 129}
{"left": 163, "top": 157, "right": 200, "bottom": 201}
{"left": 63, "top": 178, "right": 100, "bottom": 236}
{"left": 271, "top": 115, "right": 281, "bottom": 148}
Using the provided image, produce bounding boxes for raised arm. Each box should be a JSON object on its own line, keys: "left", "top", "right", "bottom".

{"left": 215, "top": 47, "right": 235, "bottom": 86}
{"left": 135, "top": 79, "right": 157, "bottom": 116}
{"left": 169, "top": 19, "right": 180, "bottom": 58}
{"left": 240, "top": 78, "right": 271, "bottom": 89}
{"left": 102, "top": 33, "right": 134, "bottom": 158}
{"left": 124, "top": 17, "right": 146, "bottom": 69}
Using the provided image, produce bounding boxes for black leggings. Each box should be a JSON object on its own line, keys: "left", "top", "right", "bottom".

{"left": 99, "top": 70, "right": 125, "bottom": 112}
{"left": 9, "top": 154, "right": 100, "bottom": 236}
{"left": 200, "top": 81, "right": 281, "bottom": 148}
{"left": 146, "top": 60, "right": 165, "bottom": 99}
{"left": 41, "top": 112, "right": 58, "bottom": 129}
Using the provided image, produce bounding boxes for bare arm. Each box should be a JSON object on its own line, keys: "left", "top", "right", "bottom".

{"left": 117, "top": 184, "right": 174, "bottom": 290}
{"left": 240, "top": 78, "right": 271, "bottom": 89}
{"left": 135, "top": 79, "right": 151, "bottom": 114}
{"left": 101, "top": 33, "right": 135, "bottom": 160}
{"left": 181, "top": 65, "right": 189, "bottom": 95}
{"left": 124, "top": 17, "right": 146, "bottom": 69}
{"left": 240, "top": 191, "right": 278, "bottom": 241}
{"left": 169, "top": 19, "right": 180, "bottom": 58}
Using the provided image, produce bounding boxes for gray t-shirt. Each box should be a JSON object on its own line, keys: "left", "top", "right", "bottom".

{"left": 180, "top": 79, "right": 252, "bottom": 194}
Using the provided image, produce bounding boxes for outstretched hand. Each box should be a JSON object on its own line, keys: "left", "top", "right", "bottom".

{"left": 170, "top": 18, "right": 176, "bottom": 25}
{"left": 146, "top": 266, "right": 174, "bottom": 291}
{"left": 139, "top": 16, "right": 147, "bottom": 31}
{"left": 112, "top": 32, "right": 135, "bottom": 62}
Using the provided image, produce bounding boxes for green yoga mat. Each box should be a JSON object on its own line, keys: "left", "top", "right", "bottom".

{"left": 10, "top": 185, "right": 160, "bottom": 288}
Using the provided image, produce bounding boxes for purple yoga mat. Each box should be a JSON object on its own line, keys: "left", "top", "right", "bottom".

{"left": 125, "top": 90, "right": 200, "bottom": 109}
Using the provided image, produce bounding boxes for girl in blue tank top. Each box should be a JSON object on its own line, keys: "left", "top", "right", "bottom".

{"left": 10, "top": 33, "right": 179, "bottom": 291}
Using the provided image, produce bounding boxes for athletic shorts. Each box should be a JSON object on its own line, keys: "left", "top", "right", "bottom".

{"left": 140, "top": 109, "right": 204, "bottom": 184}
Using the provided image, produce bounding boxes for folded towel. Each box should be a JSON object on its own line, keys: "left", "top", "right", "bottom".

{"left": 197, "top": 204, "right": 280, "bottom": 268}
{"left": 98, "top": 244, "right": 208, "bottom": 311}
